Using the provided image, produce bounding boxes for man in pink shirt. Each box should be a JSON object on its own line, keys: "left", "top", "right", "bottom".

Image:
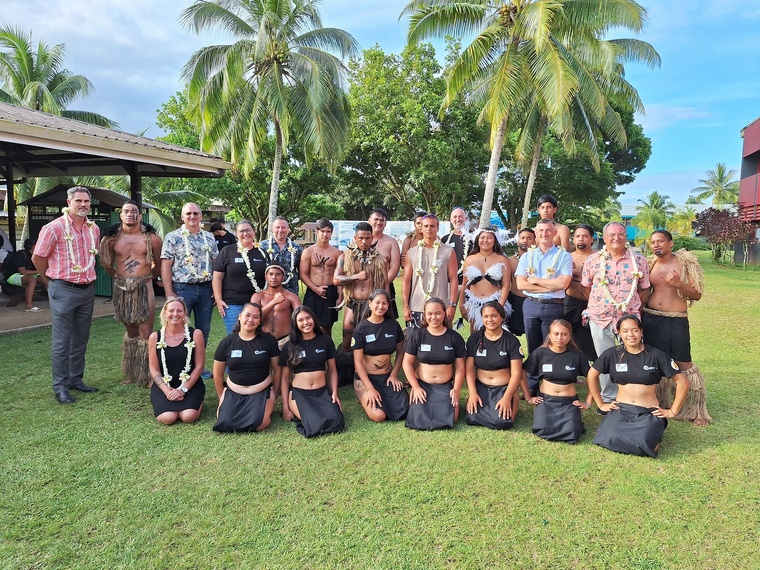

{"left": 581, "top": 221, "right": 650, "bottom": 406}
{"left": 32, "top": 186, "right": 101, "bottom": 404}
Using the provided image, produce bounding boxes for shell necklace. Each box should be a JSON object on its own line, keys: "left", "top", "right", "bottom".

{"left": 266, "top": 237, "right": 297, "bottom": 286}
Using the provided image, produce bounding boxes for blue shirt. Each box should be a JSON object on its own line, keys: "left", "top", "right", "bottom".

{"left": 514, "top": 245, "right": 572, "bottom": 299}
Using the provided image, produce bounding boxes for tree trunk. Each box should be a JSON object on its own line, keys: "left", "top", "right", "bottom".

{"left": 267, "top": 121, "right": 283, "bottom": 238}
{"left": 520, "top": 119, "right": 546, "bottom": 228}
{"left": 479, "top": 117, "right": 509, "bottom": 229}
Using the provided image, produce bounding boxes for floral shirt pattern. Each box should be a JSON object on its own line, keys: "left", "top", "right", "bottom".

{"left": 259, "top": 238, "right": 302, "bottom": 294}
{"left": 581, "top": 248, "right": 650, "bottom": 328}
{"left": 161, "top": 228, "right": 218, "bottom": 284}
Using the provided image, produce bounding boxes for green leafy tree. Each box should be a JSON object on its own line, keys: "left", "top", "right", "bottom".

{"left": 339, "top": 42, "right": 488, "bottom": 218}
{"left": 180, "top": 0, "right": 358, "bottom": 237}
{"left": 668, "top": 206, "right": 697, "bottom": 238}
{"left": 632, "top": 191, "right": 674, "bottom": 248}
{"left": 402, "top": 0, "right": 658, "bottom": 228}
{"left": 690, "top": 163, "right": 740, "bottom": 204}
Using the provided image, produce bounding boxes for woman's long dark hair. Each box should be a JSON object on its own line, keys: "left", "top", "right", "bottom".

{"left": 286, "top": 305, "right": 324, "bottom": 367}
{"left": 473, "top": 300, "right": 507, "bottom": 354}
{"left": 363, "top": 289, "right": 392, "bottom": 322}
{"left": 420, "top": 297, "right": 452, "bottom": 330}
{"left": 231, "top": 302, "right": 263, "bottom": 336}
{"left": 615, "top": 314, "right": 646, "bottom": 361}
{"left": 469, "top": 228, "right": 504, "bottom": 257}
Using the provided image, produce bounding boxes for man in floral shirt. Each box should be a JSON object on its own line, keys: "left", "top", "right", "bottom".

{"left": 161, "top": 203, "right": 218, "bottom": 378}
{"left": 259, "top": 217, "right": 302, "bottom": 295}
{"left": 581, "top": 221, "right": 650, "bottom": 406}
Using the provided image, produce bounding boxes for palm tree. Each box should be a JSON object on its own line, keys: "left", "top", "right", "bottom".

{"left": 180, "top": 0, "right": 358, "bottom": 236}
{"left": 690, "top": 163, "right": 740, "bottom": 204}
{"left": 402, "top": 0, "right": 656, "bottom": 228}
{"left": 632, "top": 191, "right": 674, "bottom": 248}
{"left": 668, "top": 205, "right": 697, "bottom": 237}
{"left": 0, "top": 26, "right": 116, "bottom": 126}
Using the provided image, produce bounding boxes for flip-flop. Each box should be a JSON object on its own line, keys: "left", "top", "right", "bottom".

{"left": 25, "top": 307, "right": 42, "bottom": 312}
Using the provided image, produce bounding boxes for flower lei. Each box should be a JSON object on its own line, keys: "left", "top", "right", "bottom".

{"left": 62, "top": 207, "right": 98, "bottom": 273}
{"left": 526, "top": 245, "right": 562, "bottom": 277}
{"left": 445, "top": 231, "right": 470, "bottom": 272}
{"left": 180, "top": 226, "right": 212, "bottom": 280}
{"left": 415, "top": 239, "right": 441, "bottom": 300}
{"left": 237, "top": 242, "right": 263, "bottom": 292}
{"left": 156, "top": 324, "right": 194, "bottom": 386}
{"left": 266, "top": 237, "right": 297, "bottom": 286}
{"left": 597, "top": 246, "right": 643, "bottom": 311}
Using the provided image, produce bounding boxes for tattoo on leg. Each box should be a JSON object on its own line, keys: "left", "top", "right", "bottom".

{"left": 354, "top": 379, "right": 366, "bottom": 400}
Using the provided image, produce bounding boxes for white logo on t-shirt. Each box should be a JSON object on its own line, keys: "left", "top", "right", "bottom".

{"left": 565, "top": 366, "right": 576, "bottom": 371}
{"left": 444, "top": 345, "right": 454, "bottom": 351}
{"left": 254, "top": 350, "right": 267, "bottom": 355}
{"left": 315, "top": 349, "right": 325, "bottom": 353}
{"left": 499, "top": 351, "right": 507, "bottom": 356}
{"left": 385, "top": 333, "right": 395, "bottom": 338}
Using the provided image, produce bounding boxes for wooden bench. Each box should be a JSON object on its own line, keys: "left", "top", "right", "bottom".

{"left": 0, "top": 278, "right": 46, "bottom": 308}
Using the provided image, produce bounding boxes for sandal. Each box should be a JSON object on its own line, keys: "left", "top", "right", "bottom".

{"left": 25, "top": 307, "right": 42, "bottom": 312}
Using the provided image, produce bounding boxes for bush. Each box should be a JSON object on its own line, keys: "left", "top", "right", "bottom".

{"left": 673, "top": 236, "right": 710, "bottom": 251}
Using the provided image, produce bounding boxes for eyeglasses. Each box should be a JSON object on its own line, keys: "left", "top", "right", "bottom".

{"left": 184, "top": 212, "right": 201, "bottom": 217}
{"left": 422, "top": 214, "right": 438, "bottom": 220}
{"left": 166, "top": 296, "right": 184, "bottom": 302}
{"left": 237, "top": 228, "right": 254, "bottom": 234}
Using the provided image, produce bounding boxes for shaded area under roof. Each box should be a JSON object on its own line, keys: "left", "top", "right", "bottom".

{"left": 19, "top": 184, "right": 156, "bottom": 209}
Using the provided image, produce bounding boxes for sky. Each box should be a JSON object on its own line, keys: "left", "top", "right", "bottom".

{"left": 4, "top": 0, "right": 760, "bottom": 205}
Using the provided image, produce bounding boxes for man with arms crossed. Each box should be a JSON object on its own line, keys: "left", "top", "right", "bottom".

{"left": 641, "top": 230, "right": 710, "bottom": 425}
{"left": 581, "top": 221, "right": 650, "bottom": 407}
{"left": 334, "top": 222, "right": 388, "bottom": 350}
{"left": 300, "top": 218, "right": 342, "bottom": 336}
{"left": 368, "top": 208, "right": 401, "bottom": 318}
{"left": 100, "top": 200, "right": 162, "bottom": 386}
{"left": 402, "top": 214, "right": 459, "bottom": 327}
{"left": 32, "top": 186, "right": 100, "bottom": 404}
{"left": 507, "top": 228, "right": 535, "bottom": 335}
{"left": 515, "top": 219, "right": 572, "bottom": 394}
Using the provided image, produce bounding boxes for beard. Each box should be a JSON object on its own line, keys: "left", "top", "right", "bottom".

{"left": 575, "top": 243, "right": 587, "bottom": 250}
{"left": 75, "top": 208, "right": 88, "bottom": 218}
{"left": 653, "top": 250, "right": 663, "bottom": 256}
{"left": 518, "top": 243, "right": 530, "bottom": 251}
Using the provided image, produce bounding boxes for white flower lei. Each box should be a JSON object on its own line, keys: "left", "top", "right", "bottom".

{"left": 266, "top": 237, "right": 297, "bottom": 286}
{"left": 526, "top": 245, "right": 562, "bottom": 278}
{"left": 61, "top": 207, "right": 98, "bottom": 273}
{"left": 180, "top": 226, "right": 212, "bottom": 280}
{"left": 415, "top": 239, "right": 442, "bottom": 300}
{"left": 445, "top": 230, "right": 470, "bottom": 272}
{"left": 237, "top": 242, "right": 262, "bottom": 292}
{"left": 597, "top": 246, "right": 643, "bottom": 311}
{"left": 156, "top": 324, "right": 194, "bottom": 386}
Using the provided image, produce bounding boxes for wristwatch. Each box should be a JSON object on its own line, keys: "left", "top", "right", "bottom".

{"left": 449, "top": 301, "right": 457, "bottom": 308}
{"left": 178, "top": 385, "right": 189, "bottom": 393}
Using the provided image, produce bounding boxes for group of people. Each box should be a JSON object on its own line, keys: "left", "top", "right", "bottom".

{"left": 29, "top": 188, "right": 710, "bottom": 455}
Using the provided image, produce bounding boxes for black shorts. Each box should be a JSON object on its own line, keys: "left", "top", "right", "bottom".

{"left": 507, "top": 292, "right": 525, "bottom": 336}
{"left": 641, "top": 310, "right": 691, "bottom": 362}
{"left": 303, "top": 286, "right": 339, "bottom": 327}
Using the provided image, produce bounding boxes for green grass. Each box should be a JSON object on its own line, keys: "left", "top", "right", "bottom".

{"left": 1, "top": 251, "right": 758, "bottom": 569}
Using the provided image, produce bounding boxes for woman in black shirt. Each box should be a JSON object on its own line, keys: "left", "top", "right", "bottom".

{"left": 212, "top": 220, "right": 269, "bottom": 334}
{"left": 351, "top": 289, "right": 408, "bottom": 422}
{"left": 279, "top": 306, "right": 344, "bottom": 437}
{"left": 402, "top": 297, "right": 466, "bottom": 430}
{"left": 465, "top": 301, "right": 526, "bottom": 430}
{"left": 523, "top": 319, "right": 590, "bottom": 443}
{"left": 212, "top": 303, "right": 280, "bottom": 432}
{"left": 587, "top": 315, "right": 689, "bottom": 457}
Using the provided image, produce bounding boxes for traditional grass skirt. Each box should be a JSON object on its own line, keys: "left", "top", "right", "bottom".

{"left": 366, "top": 373, "right": 409, "bottom": 421}
{"left": 405, "top": 379, "right": 455, "bottom": 431}
{"left": 290, "top": 385, "right": 345, "bottom": 438}
{"left": 465, "top": 381, "right": 514, "bottom": 430}
{"left": 113, "top": 275, "right": 152, "bottom": 324}
{"left": 593, "top": 402, "right": 666, "bottom": 458}
{"left": 213, "top": 387, "right": 272, "bottom": 433}
{"left": 532, "top": 393, "right": 584, "bottom": 443}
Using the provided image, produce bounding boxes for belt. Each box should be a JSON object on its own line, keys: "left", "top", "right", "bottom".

{"left": 175, "top": 281, "right": 211, "bottom": 286}
{"left": 54, "top": 279, "right": 93, "bottom": 289}
{"left": 527, "top": 297, "right": 563, "bottom": 305}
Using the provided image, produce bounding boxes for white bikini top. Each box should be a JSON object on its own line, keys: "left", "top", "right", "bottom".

{"left": 465, "top": 263, "right": 504, "bottom": 285}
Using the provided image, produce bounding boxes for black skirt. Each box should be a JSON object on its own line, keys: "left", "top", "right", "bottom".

{"left": 465, "top": 381, "right": 514, "bottom": 430}
{"left": 366, "top": 373, "right": 409, "bottom": 421}
{"left": 151, "top": 380, "right": 205, "bottom": 416}
{"left": 213, "top": 387, "right": 272, "bottom": 433}
{"left": 405, "top": 379, "right": 455, "bottom": 431}
{"left": 290, "top": 385, "right": 345, "bottom": 438}
{"left": 532, "top": 393, "right": 584, "bottom": 443}
{"left": 593, "top": 402, "right": 667, "bottom": 458}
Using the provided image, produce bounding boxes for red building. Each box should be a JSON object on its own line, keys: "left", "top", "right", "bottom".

{"left": 739, "top": 117, "right": 760, "bottom": 222}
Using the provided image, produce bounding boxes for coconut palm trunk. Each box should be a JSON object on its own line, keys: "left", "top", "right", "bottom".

{"left": 520, "top": 119, "right": 546, "bottom": 228}
{"left": 479, "top": 117, "right": 509, "bottom": 228}
{"left": 268, "top": 121, "right": 284, "bottom": 237}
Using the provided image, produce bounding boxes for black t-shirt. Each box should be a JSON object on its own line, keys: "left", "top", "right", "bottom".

{"left": 592, "top": 345, "right": 679, "bottom": 386}
{"left": 279, "top": 335, "right": 336, "bottom": 373}
{"left": 214, "top": 332, "right": 280, "bottom": 386}
{"left": 7, "top": 250, "right": 34, "bottom": 274}
{"left": 466, "top": 330, "right": 524, "bottom": 371}
{"left": 404, "top": 327, "right": 466, "bottom": 365}
{"left": 212, "top": 244, "right": 269, "bottom": 305}
{"left": 351, "top": 319, "right": 404, "bottom": 356}
{"left": 214, "top": 231, "right": 237, "bottom": 251}
{"left": 523, "top": 347, "right": 590, "bottom": 385}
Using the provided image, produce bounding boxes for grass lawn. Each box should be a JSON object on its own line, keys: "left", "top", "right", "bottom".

{"left": 1, "top": 252, "right": 758, "bottom": 569}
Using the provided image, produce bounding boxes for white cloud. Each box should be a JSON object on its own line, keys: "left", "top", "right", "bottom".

{"left": 636, "top": 104, "right": 712, "bottom": 132}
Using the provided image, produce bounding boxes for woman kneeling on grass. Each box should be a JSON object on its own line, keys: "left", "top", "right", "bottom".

{"left": 465, "top": 301, "right": 526, "bottom": 430}
{"left": 212, "top": 303, "right": 280, "bottom": 432}
{"left": 523, "top": 319, "right": 591, "bottom": 443}
{"left": 148, "top": 297, "right": 206, "bottom": 425}
{"left": 351, "top": 289, "right": 409, "bottom": 422}
{"left": 403, "top": 297, "right": 466, "bottom": 430}
{"left": 279, "top": 306, "right": 344, "bottom": 437}
{"left": 587, "top": 315, "right": 689, "bottom": 458}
